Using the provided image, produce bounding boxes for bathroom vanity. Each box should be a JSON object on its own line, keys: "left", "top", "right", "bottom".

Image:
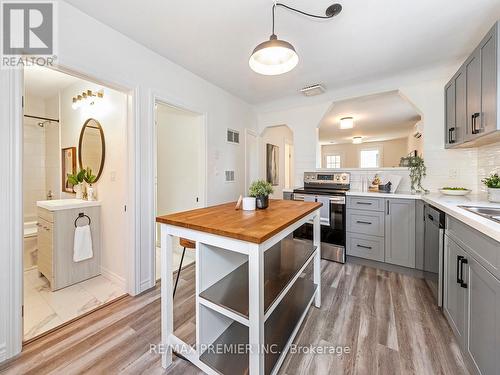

{"left": 36, "top": 199, "right": 101, "bottom": 291}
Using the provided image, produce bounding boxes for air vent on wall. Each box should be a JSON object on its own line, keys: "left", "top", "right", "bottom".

{"left": 225, "top": 170, "right": 235, "bottom": 182}
{"left": 227, "top": 129, "right": 240, "bottom": 144}
{"left": 299, "top": 84, "right": 326, "bottom": 97}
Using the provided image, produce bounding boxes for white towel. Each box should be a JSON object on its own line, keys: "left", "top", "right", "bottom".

{"left": 73, "top": 224, "right": 93, "bottom": 262}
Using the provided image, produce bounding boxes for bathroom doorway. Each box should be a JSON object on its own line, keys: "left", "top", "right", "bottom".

{"left": 154, "top": 101, "right": 206, "bottom": 282}
{"left": 22, "top": 66, "right": 129, "bottom": 341}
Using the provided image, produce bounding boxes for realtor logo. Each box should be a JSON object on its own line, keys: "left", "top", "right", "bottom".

{"left": 2, "top": 1, "right": 53, "bottom": 55}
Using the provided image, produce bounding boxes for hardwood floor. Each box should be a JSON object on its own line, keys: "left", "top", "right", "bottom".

{"left": 0, "top": 261, "right": 470, "bottom": 375}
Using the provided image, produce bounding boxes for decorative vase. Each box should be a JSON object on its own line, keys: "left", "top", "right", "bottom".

{"left": 487, "top": 188, "right": 500, "bottom": 203}
{"left": 242, "top": 197, "right": 256, "bottom": 211}
{"left": 74, "top": 183, "right": 83, "bottom": 199}
{"left": 87, "top": 184, "right": 96, "bottom": 201}
{"left": 256, "top": 195, "right": 269, "bottom": 209}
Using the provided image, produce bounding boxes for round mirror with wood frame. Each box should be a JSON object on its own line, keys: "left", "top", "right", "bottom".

{"left": 78, "top": 118, "right": 105, "bottom": 182}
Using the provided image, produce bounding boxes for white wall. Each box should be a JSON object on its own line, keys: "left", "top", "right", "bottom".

{"left": 321, "top": 138, "right": 408, "bottom": 169}
{"left": 260, "top": 125, "right": 294, "bottom": 198}
{"left": 59, "top": 80, "right": 128, "bottom": 285}
{"left": 258, "top": 68, "right": 480, "bottom": 193}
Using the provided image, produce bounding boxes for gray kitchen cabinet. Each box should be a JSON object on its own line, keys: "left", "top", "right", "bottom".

{"left": 443, "top": 235, "right": 467, "bottom": 347}
{"left": 414, "top": 199, "right": 425, "bottom": 270}
{"left": 464, "top": 255, "right": 500, "bottom": 375}
{"left": 384, "top": 199, "right": 415, "bottom": 268}
{"left": 445, "top": 21, "right": 500, "bottom": 147}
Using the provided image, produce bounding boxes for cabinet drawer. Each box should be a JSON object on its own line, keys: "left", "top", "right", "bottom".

{"left": 347, "top": 210, "right": 384, "bottom": 237}
{"left": 347, "top": 233, "right": 385, "bottom": 262}
{"left": 347, "top": 196, "right": 384, "bottom": 212}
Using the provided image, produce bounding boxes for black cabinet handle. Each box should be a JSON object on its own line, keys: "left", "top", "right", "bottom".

{"left": 457, "top": 255, "right": 463, "bottom": 284}
{"left": 460, "top": 258, "right": 468, "bottom": 288}
{"left": 448, "top": 127, "right": 456, "bottom": 144}
{"left": 357, "top": 244, "right": 372, "bottom": 250}
{"left": 356, "top": 202, "right": 372, "bottom": 205}
{"left": 472, "top": 113, "right": 480, "bottom": 134}
{"left": 356, "top": 220, "right": 372, "bottom": 225}
{"left": 427, "top": 214, "right": 434, "bottom": 222}
{"left": 386, "top": 200, "right": 390, "bottom": 215}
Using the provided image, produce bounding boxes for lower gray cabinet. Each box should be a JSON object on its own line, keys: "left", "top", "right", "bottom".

{"left": 443, "top": 235, "right": 467, "bottom": 347}
{"left": 384, "top": 199, "right": 415, "bottom": 268}
{"left": 465, "top": 255, "right": 500, "bottom": 375}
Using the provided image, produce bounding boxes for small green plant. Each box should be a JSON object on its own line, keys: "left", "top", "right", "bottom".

{"left": 249, "top": 179, "right": 274, "bottom": 197}
{"left": 442, "top": 187, "right": 469, "bottom": 191}
{"left": 67, "top": 169, "right": 85, "bottom": 186}
{"left": 400, "top": 155, "right": 427, "bottom": 193}
{"left": 83, "top": 167, "right": 97, "bottom": 185}
{"left": 482, "top": 173, "right": 500, "bottom": 189}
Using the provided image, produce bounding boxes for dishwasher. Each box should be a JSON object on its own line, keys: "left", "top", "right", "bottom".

{"left": 423, "top": 203, "right": 445, "bottom": 307}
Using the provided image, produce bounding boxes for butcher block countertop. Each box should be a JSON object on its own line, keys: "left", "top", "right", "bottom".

{"left": 156, "top": 199, "right": 322, "bottom": 244}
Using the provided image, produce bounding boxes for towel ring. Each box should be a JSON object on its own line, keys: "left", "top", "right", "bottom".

{"left": 74, "top": 212, "right": 91, "bottom": 227}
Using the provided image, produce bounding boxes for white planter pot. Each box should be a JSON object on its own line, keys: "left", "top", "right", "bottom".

{"left": 488, "top": 188, "right": 500, "bottom": 203}
{"left": 74, "top": 183, "right": 84, "bottom": 199}
{"left": 87, "top": 185, "right": 96, "bottom": 201}
{"left": 242, "top": 197, "right": 256, "bottom": 211}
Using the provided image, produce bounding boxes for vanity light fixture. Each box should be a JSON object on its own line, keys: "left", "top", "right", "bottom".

{"left": 72, "top": 90, "right": 104, "bottom": 110}
{"left": 352, "top": 136, "right": 363, "bottom": 144}
{"left": 340, "top": 117, "right": 354, "bottom": 129}
{"left": 249, "top": 2, "right": 342, "bottom": 76}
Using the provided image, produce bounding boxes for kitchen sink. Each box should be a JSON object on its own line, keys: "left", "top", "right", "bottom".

{"left": 458, "top": 205, "right": 500, "bottom": 223}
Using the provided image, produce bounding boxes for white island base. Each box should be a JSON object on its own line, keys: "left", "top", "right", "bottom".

{"left": 159, "top": 207, "right": 321, "bottom": 375}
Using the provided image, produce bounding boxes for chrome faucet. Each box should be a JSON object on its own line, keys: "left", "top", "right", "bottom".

{"left": 46, "top": 190, "right": 53, "bottom": 200}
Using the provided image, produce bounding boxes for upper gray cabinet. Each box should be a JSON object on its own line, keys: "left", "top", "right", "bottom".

{"left": 445, "top": 21, "right": 499, "bottom": 148}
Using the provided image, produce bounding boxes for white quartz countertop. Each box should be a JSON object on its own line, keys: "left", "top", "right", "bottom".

{"left": 346, "top": 190, "right": 421, "bottom": 199}
{"left": 37, "top": 199, "right": 101, "bottom": 211}
{"left": 422, "top": 193, "right": 500, "bottom": 243}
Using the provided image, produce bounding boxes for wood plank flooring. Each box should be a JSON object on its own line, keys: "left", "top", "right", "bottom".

{"left": 0, "top": 260, "right": 470, "bottom": 375}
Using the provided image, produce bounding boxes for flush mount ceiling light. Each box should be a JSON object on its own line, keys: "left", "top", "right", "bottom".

{"left": 249, "top": 2, "right": 342, "bottom": 76}
{"left": 352, "top": 136, "right": 363, "bottom": 144}
{"left": 340, "top": 117, "right": 354, "bottom": 129}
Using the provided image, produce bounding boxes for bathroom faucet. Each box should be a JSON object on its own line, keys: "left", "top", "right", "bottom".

{"left": 47, "top": 190, "right": 53, "bottom": 200}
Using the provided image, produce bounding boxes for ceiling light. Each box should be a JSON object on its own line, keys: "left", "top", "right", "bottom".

{"left": 249, "top": 3, "right": 342, "bottom": 76}
{"left": 340, "top": 117, "right": 354, "bottom": 129}
{"left": 72, "top": 90, "right": 104, "bottom": 110}
{"left": 352, "top": 136, "right": 363, "bottom": 144}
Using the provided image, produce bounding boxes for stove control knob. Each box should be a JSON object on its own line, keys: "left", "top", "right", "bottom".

{"left": 342, "top": 175, "right": 347, "bottom": 181}
{"left": 335, "top": 175, "right": 340, "bottom": 181}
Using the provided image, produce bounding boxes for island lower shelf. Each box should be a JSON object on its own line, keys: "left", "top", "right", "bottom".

{"left": 199, "top": 275, "right": 317, "bottom": 375}
{"left": 199, "top": 237, "right": 316, "bottom": 319}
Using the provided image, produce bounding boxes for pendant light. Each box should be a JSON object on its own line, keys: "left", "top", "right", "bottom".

{"left": 249, "top": 2, "right": 342, "bottom": 76}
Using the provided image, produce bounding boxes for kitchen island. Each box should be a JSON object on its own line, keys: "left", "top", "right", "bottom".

{"left": 156, "top": 199, "right": 322, "bottom": 375}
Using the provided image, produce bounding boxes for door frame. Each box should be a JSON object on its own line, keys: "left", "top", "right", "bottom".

{"left": 151, "top": 92, "right": 208, "bottom": 284}
{"left": 244, "top": 128, "right": 258, "bottom": 192}
{"left": 1, "top": 63, "right": 140, "bottom": 361}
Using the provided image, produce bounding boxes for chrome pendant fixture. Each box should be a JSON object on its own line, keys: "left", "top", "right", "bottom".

{"left": 249, "top": 3, "right": 342, "bottom": 76}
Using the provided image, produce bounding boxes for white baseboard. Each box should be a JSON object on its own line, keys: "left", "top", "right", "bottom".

{"left": 100, "top": 266, "right": 127, "bottom": 290}
{"left": 140, "top": 279, "right": 154, "bottom": 292}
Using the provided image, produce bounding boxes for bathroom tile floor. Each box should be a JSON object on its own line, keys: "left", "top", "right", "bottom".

{"left": 23, "top": 269, "right": 126, "bottom": 341}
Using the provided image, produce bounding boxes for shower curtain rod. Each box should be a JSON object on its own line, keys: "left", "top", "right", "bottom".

{"left": 24, "top": 114, "right": 59, "bottom": 123}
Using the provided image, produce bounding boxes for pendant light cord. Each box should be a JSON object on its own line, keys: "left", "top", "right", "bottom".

{"left": 272, "top": 2, "right": 335, "bottom": 35}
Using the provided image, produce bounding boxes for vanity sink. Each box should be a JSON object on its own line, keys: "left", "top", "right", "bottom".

{"left": 37, "top": 199, "right": 101, "bottom": 211}
{"left": 459, "top": 205, "right": 500, "bottom": 224}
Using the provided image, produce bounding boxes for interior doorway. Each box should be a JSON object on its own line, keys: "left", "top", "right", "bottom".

{"left": 245, "top": 129, "right": 259, "bottom": 192}
{"left": 154, "top": 101, "right": 206, "bottom": 282}
{"left": 22, "top": 66, "right": 129, "bottom": 342}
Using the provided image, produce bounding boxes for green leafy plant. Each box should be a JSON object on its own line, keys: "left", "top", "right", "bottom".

{"left": 482, "top": 173, "right": 500, "bottom": 189}
{"left": 67, "top": 169, "right": 85, "bottom": 186}
{"left": 249, "top": 179, "right": 274, "bottom": 197}
{"left": 83, "top": 167, "right": 97, "bottom": 185}
{"left": 400, "top": 155, "right": 427, "bottom": 193}
{"left": 442, "top": 187, "right": 469, "bottom": 191}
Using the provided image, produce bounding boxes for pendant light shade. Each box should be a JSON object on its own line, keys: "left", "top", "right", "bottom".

{"left": 249, "top": 34, "right": 299, "bottom": 76}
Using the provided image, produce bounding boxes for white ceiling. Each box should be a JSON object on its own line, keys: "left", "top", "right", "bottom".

{"left": 64, "top": 0, "right": 500, "bottom": 104}
{"left": 319, "top": 91, "right": 421, "bottom": 144}
{"left": 24, "top": 66, "right": 82, "bottom": 99}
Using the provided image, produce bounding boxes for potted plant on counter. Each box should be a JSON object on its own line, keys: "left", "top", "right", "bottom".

{"left": 482, "top": 173, "right": 500, "bottom": 203}
{"left": 400, "top": 154, "right": 428, "bottom": 193}
{"left": 68, "top": 169, "right": 85, "bottom": 199}
{"left": 249, "top": 179, "right": 274, "bottom": 209}
{"left": 83, "top": 167, "right": 97, "bottom": 201}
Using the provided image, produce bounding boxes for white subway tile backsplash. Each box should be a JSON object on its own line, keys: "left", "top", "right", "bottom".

{"left": 477, "top": 142, "right": 500, "bottom": 193}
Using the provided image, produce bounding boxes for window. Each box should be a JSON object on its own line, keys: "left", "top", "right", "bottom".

{"left": 360, "top": 149, "right": 380, "bottom": 168}
{"left": 227, "top": 129, "right": 239, "bottom": 144}
{"left": 326, "top": 154, "right": 341, "bottom": 169}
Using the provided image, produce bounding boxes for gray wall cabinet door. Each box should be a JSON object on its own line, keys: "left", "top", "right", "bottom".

{"left": 384, "top": 199, "right": 415, "bottom": 268}
{"left": 443, "top": 236, "right": 467, "bottom": 347}
{"left": 465, "top": 49, "right": 482, "bottom": 141}
{"left": 445, "top": 79, "right": 456, "bottom": 148}
{"left": 465, "top": 255, "right": 500, "bottom": 375}
{"left": 454, "top": 69, "right": 467, "bottom": 145}
{"left": 480, "top": 25, "right": 498, "bottom": 136}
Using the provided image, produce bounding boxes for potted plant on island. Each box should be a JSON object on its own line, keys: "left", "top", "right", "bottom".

{"left": 83, "top": 167, "right": 97, "bottom": 201}
{"left": 249, "top": 179, "right": 274, "bottom": 209}
{"left": 482, "top": 173, "right": 500, "bottom": 203}
{"left": 67, "top": 169, "right": 86, "bottom": 199}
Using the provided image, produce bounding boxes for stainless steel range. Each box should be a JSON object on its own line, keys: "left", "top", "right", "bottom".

{"left": 293, "top": 172, "right": 350, "bottom": 263}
